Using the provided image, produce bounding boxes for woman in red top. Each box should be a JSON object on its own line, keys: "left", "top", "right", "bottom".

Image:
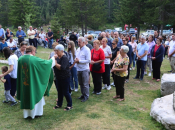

{"left": 151, "top": 37, "right": 165, "bottom": 82}
{"left": 90, "top": 40, "right": 105, "bottom": 95}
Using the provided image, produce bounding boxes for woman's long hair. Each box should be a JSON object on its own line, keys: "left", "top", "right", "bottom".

{"left": 68, "top": 41, "right": 76, "bottom": 59}
{"left": 3, "top": 47, "right": 13, "bottom": 59}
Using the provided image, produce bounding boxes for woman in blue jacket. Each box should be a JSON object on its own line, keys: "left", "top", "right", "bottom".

{"left": 151, "top": 37, "right": 165, "bottom": 82}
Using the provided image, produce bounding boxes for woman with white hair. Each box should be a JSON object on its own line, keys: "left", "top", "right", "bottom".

{"left": 111, "top": 45, "right": 129, "bottom": 102}
{"left": 53, "top": 44, "right": 72, "bottom": 111}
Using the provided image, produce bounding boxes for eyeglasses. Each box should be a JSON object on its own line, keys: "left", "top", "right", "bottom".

{"left": 122, "top": 40, "right": 126, "bottom": 41}
{"left": 112, "top": 43, "right": 116, "bottom": 45}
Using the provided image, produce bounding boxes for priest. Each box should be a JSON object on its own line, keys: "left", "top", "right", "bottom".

{"left": 17, "top": 46, "right": 55, "bottom": 119}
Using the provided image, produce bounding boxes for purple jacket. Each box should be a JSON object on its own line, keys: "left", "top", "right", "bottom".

{"left": 147, "top": 41, "right": 155, "bottom": 58}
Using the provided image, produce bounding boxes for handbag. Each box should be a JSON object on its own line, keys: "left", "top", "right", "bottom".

{"left": 92, "top": 49, "right": 101, "bottom": 71}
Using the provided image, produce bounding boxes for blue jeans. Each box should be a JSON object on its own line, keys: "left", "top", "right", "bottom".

{"left": 131, "top": 53, "right": 136, "bottom": 67}
{"left": 49, "top": 39, "right": 53, "bottom": 49}
{"left": 70, "top": 65, "right": 78, "bottom": 89}
{"left": 135, "top": 60, "right": 146, "bottom": 79}
{"left": 43, "top": 40, "right": 48, "bottom": 47}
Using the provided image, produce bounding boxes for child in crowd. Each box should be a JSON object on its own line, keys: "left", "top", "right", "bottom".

{"left": 0, "top": 66, "right": 17, "bottom": 106}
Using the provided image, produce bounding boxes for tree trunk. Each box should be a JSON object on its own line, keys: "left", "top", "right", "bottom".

{"left": 160, "top": 24, "right": 163, "bottom": 36}
{"left": 85, "top": 23, "right": 87, "bottom": 34}
{"left": 82, "top": 24, "right": 84, "bottom": 37}
{"left": 137, "top": 25, "right": 140, "bottom": 39}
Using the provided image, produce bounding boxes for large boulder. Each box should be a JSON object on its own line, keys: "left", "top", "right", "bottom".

{"left": 150, "top": 93, "right": 175, "bottom": 130}
{"left": 161, "top": 74, "right": 175, "bottom": 96}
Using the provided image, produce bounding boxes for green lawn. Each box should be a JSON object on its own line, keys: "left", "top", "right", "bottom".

{"left": 0, "top": 46, "right": 168, "bottom": 130}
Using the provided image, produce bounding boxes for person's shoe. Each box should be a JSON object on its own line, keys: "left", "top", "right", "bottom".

{"left": 168, "top": 70, "right": 172, "bottom": 72}
{"left": 106, "top": 85, "right": 111, "bottom": 90}
{"left": 81, "top": 97, "right": 88, "bottom": 102}
{"left": 74, "top": 89, "right": 78, "bottom": 92}
{"left": 130, "top": 68, "right": 132, "bottom": 70}
{"left": 71, "top": 88, "right": 74, "bottom": 91}
{"left": 92, "top": 91, "right": 95, "bottom": 94}
{"left": 140, "top": 78, "right": 143, "bottom": 81}
{"left": 111, "top": 82, "right": 114, "bottom": 86}
{"left": 3, "top": 100, "right": 9, "bottom": 103}
{"left": 167, "top": 57, "right": 169, "bottom": 59}
{"left": 148, "top": 72, "right": 152, "bottom": 77}
{"left": 133, "top": 77, "right": 139, "bottom": 79}
{"left": 78, "top": 95, "right": 84, "bottom": 99}
{"left": 132, "top": 67, "right": 135, "bottom": 70}
{"left": 102, "top": 84, "right": 107, "bottom": 89}
{"left": 11, "top": 101, "right": 18, "bottom": 106}
{"left": 144, "top": 71, "right": 147, "bottom": 75}
{"left": 125, "top": 79, "right": 129, "bottom": 83}
{"left": 96, "top": 92, "right": 101, "bottom": 95}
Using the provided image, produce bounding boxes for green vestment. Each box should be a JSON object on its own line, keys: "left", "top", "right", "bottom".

{"left": 17, "top": 55, "right": 53, "bottom": 110}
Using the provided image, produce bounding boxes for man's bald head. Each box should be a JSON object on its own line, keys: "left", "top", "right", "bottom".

{"left": 101, "top": 32, "right": 106, "bottom": 38}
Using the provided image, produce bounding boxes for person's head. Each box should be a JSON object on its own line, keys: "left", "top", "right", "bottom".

{"left": 6, "top": 28, "right": 10, "bottom": 32}
{"left": 111, "top": 31, "right": 114, "bottom": 38}
{"left": 122, "top": 37, "right": 128, "bottom": 45}
{"left": 148, "top": 35, "right": 153, "bottom": 42}
{"left": 93, "top": 40, "right": 101, "bottom": 50}
{"left": 54, "top": 44, "right": 64, "bottom": 57}
{"left": 41, "top": 30, "right": 43, "bottom": 33}
{"left": 1, "top": 66, "right": 8, "bottom": 74}
{"left": 3, "top": 47, "right": 12, "bottom": 59}
{"left": 120, "top": 45, "right": 129, "bottom": 56}
{"left": 114, "top": 32, "right": 119, "bottom": 38}
{"left": 49, "top": 29, "right": 51, "bottom": 32}
{"left": 68, "top": 41, "right": 76, "bottom": 59}
{"left": 1, "top": 38, "right": 5, "bottom": 43}
{"left": 10, "top": 37, "right": 13, "bottom": 42}
{"left": 154, "top": 31, "right": 158, "bottom": 37}
{"left": 29, "top": 26, "right": 33, "bottom": 30}
{"left": 141, "top": 36, "right": 146, "bottom": 44}
{"left": 112, "top": 38, "right": 118, "bottom": 48}
{"left": 101, "top": 32, "right": 106, "bottom": 38}
{"left": 20, "top": 41, "right": 28, "bottom": 51}
{"left": 18, "top": 26, "right": 22, "bottom": 31}
{"left": 78, "top": 37, "right": 86, "bottom": 48}
{"left": 106, "top": 32, "right": 110, "bottom": 38}
{"left": 172, "top": 33, "right": 175, "bottom": 41}
{"left": 26, "top": 46, "right": 36, "bottom": 56}
{"left": 102, "top": 38, "right": 108, "bottom": 47}
{"left": 87, "top": 35, "right": 93, "bottom": 41}
{"left": 131, "top": 36, "right": 136, "bottom": 42}
{"left": 156, "top": 37, "right": 162, "bottom": 45}
{"left": 52, "top": 42, "right": 59, "bottom": 49}
{"left": 98, "top": 37, "right": 103, "bottom": 45}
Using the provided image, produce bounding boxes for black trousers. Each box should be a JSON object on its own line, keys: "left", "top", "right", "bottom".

{"left": 102, "top": 64, "right": 110, "bottom": 86}
{"left": 114, "top": 75, "right": 126, "bottom": 99}
{"left": 164, "top": 47, "right": 168, "bottom": 58}
{"left": 91, "top": 72, "right": 102, "bottom": 93}
{"left": 126, "top": 63, "right": 130, "bottom": 80}
{"left": 152, "top": 60, "right": 162, "bottom": 79}
{"left": 29, "top": 39, "right": 37, "bottom": 47}
{"left": 136, "top": 60, "right": 146, "bottom": 79}
{"left": 10, "top": 78, "right": 17, "bottom": 97}
{"left": 57, "top": 77, "right": 72, "bottom": 107}
{"left": 18, "top": 38, "right": 24, "bottom": 45}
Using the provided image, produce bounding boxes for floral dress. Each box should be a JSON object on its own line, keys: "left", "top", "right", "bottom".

{"left": 113, "top": 54, "right": 129, "bottom": 77}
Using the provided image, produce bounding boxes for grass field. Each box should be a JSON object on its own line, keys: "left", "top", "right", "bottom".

{"left": 0, "top": 46, "right": 168, "bottom": 130}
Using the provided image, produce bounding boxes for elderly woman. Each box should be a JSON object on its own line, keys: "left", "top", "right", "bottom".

{"left": 110, "top": 38, "right": 120, "bottom": 86}
{"left": 101, "top": 38, "right": 112, "bottom": 90}
{"left": 145, "top": 35, "right": 155, "bottom": 76}
{"left": 53, "top": 44, "right": 72, "bottom": 111}
{"left": 151, "top": 37, "right": 164, "bottom": 82}
{"left": 90, "top": 40, "right": 105, "bottom": 95}
{"left": 129, "top": 36, "right": 137, "bottom": 70}
{"left": 111, "top": 45, "right": 129, "bottom": 101}
{"left": 14, "top": 41, "right": 27, "bottom": 58}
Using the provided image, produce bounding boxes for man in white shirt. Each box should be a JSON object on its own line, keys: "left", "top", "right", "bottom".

{"left": 7, "top": 38, "right": 17, "bottom": 50}
{"left": 39, "top": 30, "right": 47, "bottom": 48}
{"left": 74, "top": 37, "right": 91, "bottom": 102}
{"left": 27, "top": 26, "right": 36, "bottom": 47}
{"left": 168, "top": 33, "right": 175, "bottom": 73}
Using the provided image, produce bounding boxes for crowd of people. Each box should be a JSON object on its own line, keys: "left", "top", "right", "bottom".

{"left": 0, "top": 24, "right": 175, "bottom": 119}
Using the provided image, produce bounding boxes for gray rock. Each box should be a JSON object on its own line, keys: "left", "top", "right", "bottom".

{"left": 150, "top": 94, "right": 175, "bottom": 130}
{"left": 161, "top": 74, "right": 175, "bottom": 96}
